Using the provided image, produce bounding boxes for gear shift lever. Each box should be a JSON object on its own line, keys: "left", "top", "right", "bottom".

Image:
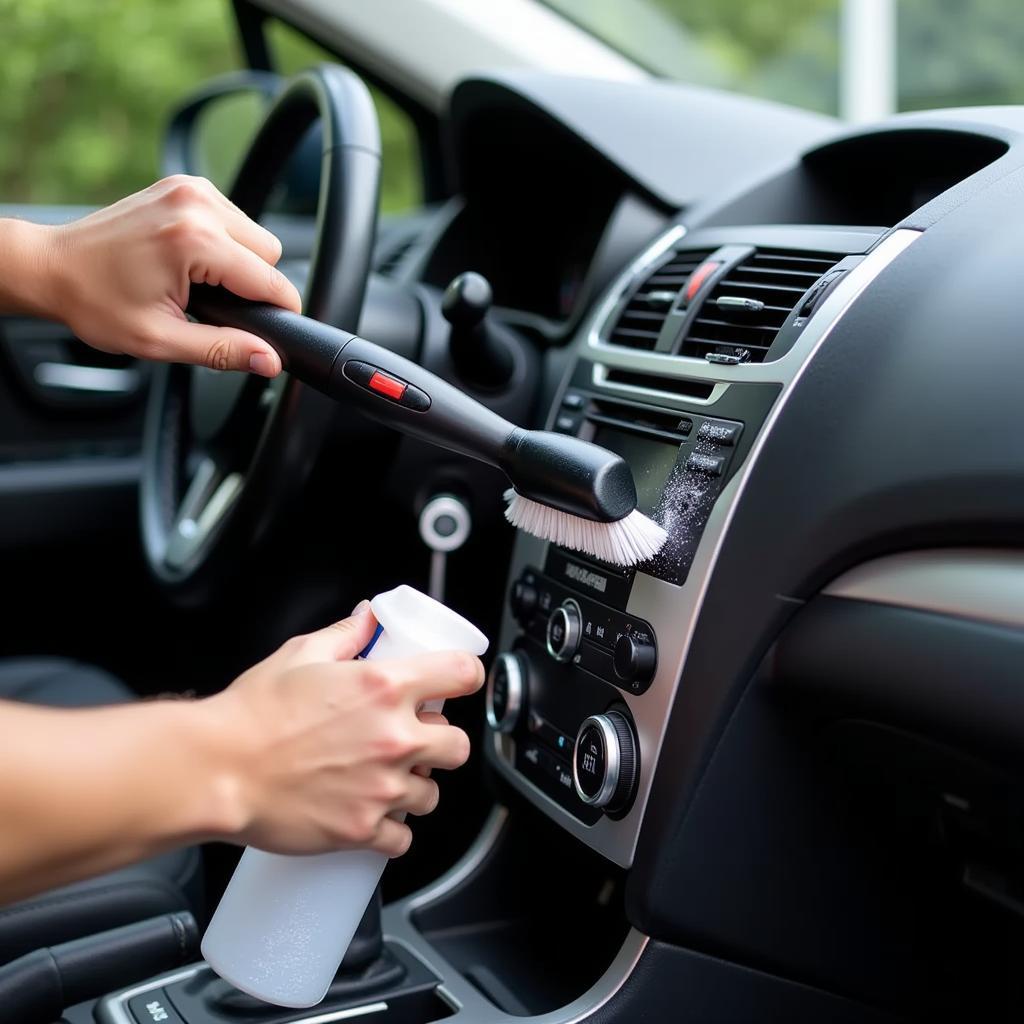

{"left": 442, "top": 272, "right": 514, "bottom": 389}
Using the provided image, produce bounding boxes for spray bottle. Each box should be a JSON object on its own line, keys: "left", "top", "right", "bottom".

{"left": 200, "top": 585, "right": 488, "bottom": 1007}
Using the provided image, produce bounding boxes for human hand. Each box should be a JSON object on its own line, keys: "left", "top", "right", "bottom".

{"left": 26, "top": 175, "right": 300, "bottom": 376}
{"left": 202, "top": 601, "right": 485, "bottom": 858}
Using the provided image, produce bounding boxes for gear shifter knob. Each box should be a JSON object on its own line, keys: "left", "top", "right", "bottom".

{"left": 442, "top": 271, "right": 491, "bottom": 328}
{"left": 442, "top": 272, "right": 514, "bottom": 389}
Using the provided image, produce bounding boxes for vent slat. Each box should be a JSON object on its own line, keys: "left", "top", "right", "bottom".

{"left": 686, "top": 337, "right": 772, "bottom": 351}
{"left": 694, "top": 315, "right": 789, "bottom": 332}
{"left": 679, "top": 247, "right": 843, "bottom": 364}
{"left": 729, "top": 267, "right": 823, "bottom": 282}
{"left": 709, "top": 281, "right": 808, "bottom": 295}
{"left": 603, "top": 248, "right": 714, "bottom": 352}
{"left": 376, "top": 237, "right": 416, "bottom": 277}
{"left": 618, "top": 310, "right": 669, "bottom": 323}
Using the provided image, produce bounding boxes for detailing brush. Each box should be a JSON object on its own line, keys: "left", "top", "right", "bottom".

{"left": 188, "top": 287, "right": 668, "bottom": 568}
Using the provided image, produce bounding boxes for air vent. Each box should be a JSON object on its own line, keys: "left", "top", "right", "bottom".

{"left": 376, "top": 236, "right": 417, "bottom": 277}
{"left": 606, "top": 249, "right": 714, "bottom": 350}
{"left": 680, "top": 249, "right": 843, "bottom": 363}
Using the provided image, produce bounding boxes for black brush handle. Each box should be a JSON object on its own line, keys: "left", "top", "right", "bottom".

{"left": 188, "top": 286, "right": 637, "bottom": 521}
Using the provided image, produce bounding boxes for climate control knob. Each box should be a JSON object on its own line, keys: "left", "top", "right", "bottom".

{"left": 485, "top": 652, "right": 526, "bottom": 733}
{"left": 572, "top": 711, "right": 639, "bottom": 811}
{"left": 613, "top": 634, "right": 657, "bottom": 685}
{"left": 546, "top": 599, "right": 582, "bottom": 663}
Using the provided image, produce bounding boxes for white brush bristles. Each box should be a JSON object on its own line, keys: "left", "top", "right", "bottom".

{"left": 503, "top": 489, "right": 668, "bottom": 568}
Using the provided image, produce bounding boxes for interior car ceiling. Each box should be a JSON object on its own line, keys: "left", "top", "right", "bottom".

{"left": 7, "top": 24, "right": 1024, "bottom": 1021}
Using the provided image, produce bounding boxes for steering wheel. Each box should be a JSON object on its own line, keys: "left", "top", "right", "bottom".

{"left": 140, "top": 66, "right": 381, "bottom": 599}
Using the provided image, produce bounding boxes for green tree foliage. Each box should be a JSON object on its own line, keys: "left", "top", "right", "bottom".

{"left": 0, "top": 0, "right": 420, "bottom": 211}
{"left": 0, "top": 0, "right": 239, "bottom": 204}
{"left": 545, "top": 0, "right": 1024, "bottom": 117}
{"left": 897, "top": 0, "right": 1024, "bottom": 110}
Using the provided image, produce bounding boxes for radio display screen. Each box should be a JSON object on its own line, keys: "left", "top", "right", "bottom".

{"left": 591, "top": 427, "right": 682, "bottom": 516}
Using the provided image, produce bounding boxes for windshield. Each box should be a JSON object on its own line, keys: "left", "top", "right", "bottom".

{"left": 542, "top": 0, "right": 1024, "bottom": 120}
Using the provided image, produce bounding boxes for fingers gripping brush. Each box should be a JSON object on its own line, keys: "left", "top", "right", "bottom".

{"left": 189, "top": 287, "right": 668, "bottom": 567}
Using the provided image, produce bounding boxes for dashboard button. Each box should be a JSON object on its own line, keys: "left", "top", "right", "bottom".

{"left": 613, "top": 634, "right": 657, "bottom": 685}
{"left": 697, "top": 420, "right": 740, "bottom": 446}
{"left": 528, "top": 710, "right": 575, "bottom": 756}
{"left": 546, "top": 600, "right": 583, "bottom": 662}
{"left": 486, "top": 653, "right": 526, "bottom": 733}
{"left": 555, "top": 413, "right": 580, "bottom": 433}
{"left": 129, "top": 991, "right": 186, "bottom": 1024}
{"left": 561, "top": 392, "right": 585, "bottom": 411}
{"left": 572, "top": 711, "right": 639, "bottom": 811}
{"left": 686, "top": 452, "right": 725, "bottom": 476}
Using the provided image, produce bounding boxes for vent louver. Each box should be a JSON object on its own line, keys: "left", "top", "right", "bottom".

{"left": 679, "top": 249, "right": 843, "bottom": 364}
{"left": 376, "top": 236, "right": 417, "bottom": 277}
{"left": 605, "top": 249, "right": 714, "bottom": 350}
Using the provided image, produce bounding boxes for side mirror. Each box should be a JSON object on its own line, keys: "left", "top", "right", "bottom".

{"left": 162, "top": 70, "right": 281, "bottom": 189}
{"left": 162, "top": 69, "right": 323, "bottom": 216}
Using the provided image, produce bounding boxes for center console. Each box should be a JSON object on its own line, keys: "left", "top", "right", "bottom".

{"left": 484, "top": 222, "right": 915, "bottom": 868}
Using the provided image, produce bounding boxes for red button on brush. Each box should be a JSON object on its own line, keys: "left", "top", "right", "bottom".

{"left": 368, "top": 371, "right": 407, "bottom": 400}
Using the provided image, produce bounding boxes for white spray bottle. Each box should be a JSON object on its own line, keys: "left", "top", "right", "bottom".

{"left": 200, "top": 585, "right": 488, "bottom": 1007}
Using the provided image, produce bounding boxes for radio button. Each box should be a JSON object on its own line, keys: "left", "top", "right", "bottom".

{"left": 546, "top": 600, "right": 583, "bottom": 662}
{"left": 485, "top": 653, "right": 526, "bottom": 733}
{"left": 697, "top": 420, "right": 741, "bottom": 446}
{"left": 613, "top": 634, "right": 657, "bottom": 685}
{"left": 686, "top": 451, "right": 725, "bottom": 476}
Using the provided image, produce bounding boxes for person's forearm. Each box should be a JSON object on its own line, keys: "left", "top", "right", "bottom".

{"left": 0, "top": 217, "right": 59, "bottom": 319}
{"left": 0, "top": 697, "right": 243, "bottom": 904}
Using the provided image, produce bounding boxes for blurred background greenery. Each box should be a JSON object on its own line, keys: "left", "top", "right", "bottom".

{"left": 0, "top": 0, "right": 421, "bottom": 211}
{"left": 550, "top": 0, "right": 1024, "bottom": 115}
{"left": 1, "top": 0, "right": 1022, "bottom": 211}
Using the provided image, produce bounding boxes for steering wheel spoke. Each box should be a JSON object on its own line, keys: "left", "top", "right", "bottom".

{"left": 163, "top": 455, "right": 243, "bottom": 571}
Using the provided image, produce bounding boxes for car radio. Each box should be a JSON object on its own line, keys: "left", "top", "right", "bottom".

{"left": 550, "top": 389, "right": 744, "bottom": 587}
{"left": 484, "top": 389, "right": 746, "bottom": 832}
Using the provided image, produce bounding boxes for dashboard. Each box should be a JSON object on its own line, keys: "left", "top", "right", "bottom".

{"left": 384, "top": 72, "right": 1024, "bottom": 1016}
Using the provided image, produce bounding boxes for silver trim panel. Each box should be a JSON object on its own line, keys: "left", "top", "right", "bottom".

{"left": 824, "top": 549, "right": 1024, "bottom": 630}
{"left": 591, "top": 361, "right": 729, "bottom": 406}
{"left": 97, "top": 963, "right": 388, "bottom": 1024}
{"left": 380, "top": 804, "right": 649, "bottom": 1024}
{"left": 96, "top": 965, "right": 205, "bottom": 1024}
{"left": 487, "top": 226, "right": 921, "bottom": 867}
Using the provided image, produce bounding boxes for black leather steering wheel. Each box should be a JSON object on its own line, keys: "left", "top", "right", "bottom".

{"left": 140, "top": 66, "right": 381, "bottom": 599}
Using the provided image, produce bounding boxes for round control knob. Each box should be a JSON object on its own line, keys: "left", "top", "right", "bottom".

{"left": 485, "top": 652, "right": 526, "bottom": 733}
{"left": 572, "top": 711, "right": 639, "bottom": 811}
{"left": 510, "top": 579, "right": 538, "bottom": 622}
{"left": 546, "top": 599, "right": 582, "bottom": 663}
{"left": 613, "top": 634, "right": 657, "bottom": 685}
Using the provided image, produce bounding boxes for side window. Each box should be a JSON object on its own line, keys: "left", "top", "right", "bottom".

{"left": 0, "top": 4, "right": 240, "bottom": 204}
{"left": 266, "top": 21, "right": 423, "bottom": 214}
